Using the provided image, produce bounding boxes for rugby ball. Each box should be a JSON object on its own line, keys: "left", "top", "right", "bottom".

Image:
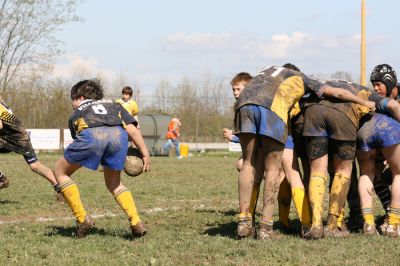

{"left": 124, "top": 147, "right": 144, "bottom": 177}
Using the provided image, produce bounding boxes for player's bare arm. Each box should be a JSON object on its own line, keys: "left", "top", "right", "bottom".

{"left": 322, "top": 86, "right": 376, "bottom": 111}
{"left": 126, "top": 124, "right": 150, "bottom": 172}
{"left": 386, "top": 99, "right": 400, "bottom": 122}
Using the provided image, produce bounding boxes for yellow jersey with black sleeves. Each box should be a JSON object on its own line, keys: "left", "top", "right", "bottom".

{"left": 115, "top": 98, "right": 139, "bottom": 117}
{"left": 235, "top": 66, "right": 326, "bottom": 125}
{"left": 68, "top": 99, "right": 137, "bottom": 139}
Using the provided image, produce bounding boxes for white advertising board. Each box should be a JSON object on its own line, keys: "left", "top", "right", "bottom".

{"left": 63, "top": 129, "right": 73, "bottom": 149}
{"left": 228, "top": 142, "right": 242, "bottom": 152}
{"left": 27, "top": 129, "right": 60, "bottom": 150}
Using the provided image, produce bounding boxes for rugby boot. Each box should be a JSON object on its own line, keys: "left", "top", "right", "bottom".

{"left": 385, "top": 224, "right": 398, "bottom": 238}
{"left": 131, "top": 221, "right": 147, "bottom": 238}
{"left": 76, "top": 215, "right": 95, "bottom": 238}
{"left": 309, "top": 225, "right": 324, "bottom": 239}
{"left": 0, "top": 174, "right": 10, "bottom": 189}
{"left": 258, "top": 223, "right": 280, "bottom": 240}
{"left": 324, "top": 226, "right": 350, "bottom": 238}
{"left": 237, "top": 217, "right": 253, "bottom": 238}
{"left": 362, "top": 223, "right": 378, "bottom": 236}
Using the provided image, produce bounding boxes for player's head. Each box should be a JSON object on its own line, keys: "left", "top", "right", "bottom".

{"left": 230, "top": 72, "right": 252, "bottom": 99}
{"left": 70, "top": 79, "right": 104, "bottom": 108}
{"left": 370, "top": 64, "right": 397, "bottom": 97}
{"left": 121, "top": 86, "right": 133, "bottom": 101}
{"left": 282, "top": 63, "right": 300, "bottom": 72}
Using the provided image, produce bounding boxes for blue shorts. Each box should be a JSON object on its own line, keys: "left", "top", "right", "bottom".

{"left": 357, "top": 113, "right": 400, "bottom": 152}
{"left": 234, "top": 105, "right": 287, "bottom": 144}
{"left": 64, "top": 126, "right": 128, "bottom": 170}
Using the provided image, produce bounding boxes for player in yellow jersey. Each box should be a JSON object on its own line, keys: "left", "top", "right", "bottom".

{"left": 116, "top": 86, "right": 140, "bottom": 127}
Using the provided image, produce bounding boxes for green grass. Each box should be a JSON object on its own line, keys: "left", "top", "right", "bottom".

{"left": 0, "top": 152, "right": 397, "bottom": 265}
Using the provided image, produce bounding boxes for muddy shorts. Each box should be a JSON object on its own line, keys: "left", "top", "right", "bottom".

{"left": 357, "top": 113, "right": 400, "bottom": 152}
{"left": 302, "top": 104, "right": 357, "bottom": 140}
{"left": 234, "top": 105, "right": 287, "bottom": 145}
{"left": 305, "top": 136, "right": 356, "bottom": 160}
{"left": 0, "top": 131, "right": 38, "bottom": 164}
{"left": 303, "top": 104, "right": 356, "bottom": 160}
{"left": 64, "top": 126, "right": 128, "bottom": 170}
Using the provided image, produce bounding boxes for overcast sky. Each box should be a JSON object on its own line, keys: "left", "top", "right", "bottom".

{"left": 53, "top": 0, "right": 400, "bottom": 95}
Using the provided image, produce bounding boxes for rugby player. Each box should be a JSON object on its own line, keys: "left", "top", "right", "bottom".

{"left": 55, "top": 79, "right": 150, "bottom": 238}
{"left": 234, "top": 66, "right": 375, "bottom": 239}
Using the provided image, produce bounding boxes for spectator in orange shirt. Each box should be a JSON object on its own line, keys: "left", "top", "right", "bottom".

{"left": 162, "top": 117, "right": 182, "bottom": 158}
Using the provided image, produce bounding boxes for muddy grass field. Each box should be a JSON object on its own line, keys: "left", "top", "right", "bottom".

{"left": 0, "top": 152, "right": 397, "bottom": 265}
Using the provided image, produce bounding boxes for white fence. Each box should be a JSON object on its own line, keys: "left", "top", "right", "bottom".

{"left": 26, "top": 129, "right": 241, "bottom": 152}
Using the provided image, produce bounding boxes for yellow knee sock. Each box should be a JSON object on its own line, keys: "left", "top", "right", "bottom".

{"left": 362, "top": 207, "right": 375, "bottom": 225}
{"left": 249, "top": 182, "right": 261, "bottom": 218}
{"left": 388, "top": 205, "right": 400, "bottom": 226}
{"left": 329, "top": 173, "right": 351, "bottom": 219}
{"left": 278, "top": 178, "right": 291, "bottom": 227}
{"left": 337, "top": 205, "right": 345, "bottom": 228}
{"left": 59, "top": 180, "right": 86, "bottom": 223}
{"left": 114, "top": 188, "right": 141, "bottom": 226}
{"left": 308, "top": 172, "right": 327, "bottom": 227}
{"left": 292, "top": 187, "right": 311, "bottom": 226}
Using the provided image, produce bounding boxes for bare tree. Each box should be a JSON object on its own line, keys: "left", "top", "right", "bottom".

{"left": 331, "top": 71, "right": 354, "bottom": 82}
{"left": 0, "top": 0, "right": 81, "bottom": 92}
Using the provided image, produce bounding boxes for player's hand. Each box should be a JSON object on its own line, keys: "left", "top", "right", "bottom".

{"left": 365, "top": 100, "right": 376, "bottom": 112}
{"left": 142, "top": 155, "right": 150, "bottom": 172}
{"left": 223, "top": 128, "right": 234, "bottom": 141}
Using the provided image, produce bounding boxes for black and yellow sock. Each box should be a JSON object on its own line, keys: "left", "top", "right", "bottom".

{"left": 292, "top": 187, "right": 311, "bottom": 226}
{"left": 114, "top": 187, "right": 141, "bottom": 226}
{"left": 278, "top": 178, "right": 291, "bottom": 227}
{"left": 388, "top": 205, "right": 400, "bottom": 226}
{"left": 328, "top": 173, "right": 351, "bottom": 228}
{"left": 308, "top": 172, "right": 326, "bottom": 227}
{"left": 362, "top": 207, "right": 374, "bottom": 226}
{"left": 59, "top": 180, "right": 86, "bottom": 223}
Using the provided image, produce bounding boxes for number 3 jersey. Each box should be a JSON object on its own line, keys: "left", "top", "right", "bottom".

{"left": 235, "top": 66, "right": 326, "bottom": 125}
{"left": 68, "top": 99, "right": 136, "bottom": 139}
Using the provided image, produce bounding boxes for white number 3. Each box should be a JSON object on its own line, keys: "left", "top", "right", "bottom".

{"left": 92, "top": 104, "right": 108, "bottom": 114}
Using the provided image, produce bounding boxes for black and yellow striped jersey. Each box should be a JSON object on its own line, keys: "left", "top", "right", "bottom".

{"left": 68, "top": 99, "right": 136, "bottom": 139}
{"left": 0, "top": 101, "right": 27, "bottom": 138}
{"left": 235, "top": 66, "right": 325, "bottom": 125}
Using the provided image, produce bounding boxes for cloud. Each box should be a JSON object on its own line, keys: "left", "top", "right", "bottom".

{"left": 245, "top": 32, "right": 313, "bottom": 59}
{"left": 162, "top": 31, "right": 361, "bottom": 61}
{"left": 51, "top": 54, "right": 116, "bottom": 81}
{"left": 165, "top": 32, "right": 234, "bottom": 51}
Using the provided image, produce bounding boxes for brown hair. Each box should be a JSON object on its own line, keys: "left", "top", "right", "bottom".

{"left": 71, "top": 79, "right": 103, "bottom": 100}
{"left": 230, "top": 72, "right": 252, "bottom": 86}
{"left": 122, "top": 86, "right": 133, "bottom": 96}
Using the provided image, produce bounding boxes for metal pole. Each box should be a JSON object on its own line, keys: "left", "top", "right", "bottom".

{"left": 361, "top": 0, "right": 366, "bottom": 85}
